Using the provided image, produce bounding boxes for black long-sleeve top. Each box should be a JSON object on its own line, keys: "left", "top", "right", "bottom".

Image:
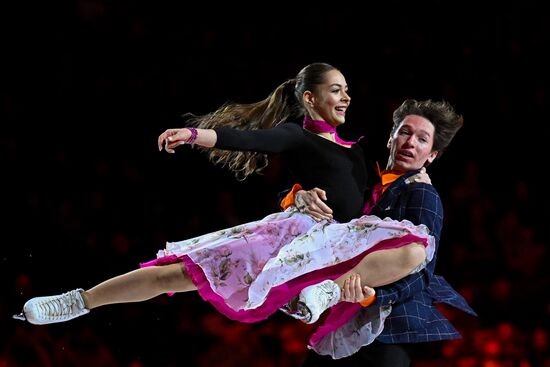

{"left": 214, "top": 122, "right": 369, "bottom": 222}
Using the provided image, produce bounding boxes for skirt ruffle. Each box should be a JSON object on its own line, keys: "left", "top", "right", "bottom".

{"left": 140, "top": 208, "right": 435, "bottom": 356}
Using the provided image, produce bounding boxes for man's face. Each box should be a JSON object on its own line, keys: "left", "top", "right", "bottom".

{"left": 387, "top": 114, "right": 439, "bottom": 173}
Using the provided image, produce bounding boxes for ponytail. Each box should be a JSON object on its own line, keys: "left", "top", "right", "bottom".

{"left": 184, "top": 78, "right": 301, "bottom": 180}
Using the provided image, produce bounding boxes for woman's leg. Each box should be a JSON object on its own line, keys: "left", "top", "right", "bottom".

{"left": 18, "top": 263, "right": 196, "bottom": 324}
{"left": 333, "top": 242, "right": 426, "bottom": 289}
{"left": 293, "top": 242, "right": 426, "bottom": 323}
{"left": 83, "top": 263, "right": 196, "bottom": 309}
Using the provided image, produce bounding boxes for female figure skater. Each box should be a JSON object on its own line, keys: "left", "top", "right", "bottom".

{"left": 15, "top": 64, "right": 433, "bottom": 341}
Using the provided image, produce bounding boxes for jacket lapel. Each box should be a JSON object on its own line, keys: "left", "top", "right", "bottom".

{"left": 371, "top": 169, "right": 421, "bottom": 214}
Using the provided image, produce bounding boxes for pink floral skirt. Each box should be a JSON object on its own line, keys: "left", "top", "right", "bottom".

{"left": 140, "top": 207, "right": 435, "bottom": 357}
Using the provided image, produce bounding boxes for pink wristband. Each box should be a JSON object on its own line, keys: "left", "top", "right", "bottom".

{"left": 185, "top": 127, "right": 198, "bottom": 144}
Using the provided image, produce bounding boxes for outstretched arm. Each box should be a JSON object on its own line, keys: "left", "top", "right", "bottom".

{"left": 159, "top": 123, "right": 304, "bottom": 154}
{"left": 158, "top": 128, "right": 217, "bottom": 153}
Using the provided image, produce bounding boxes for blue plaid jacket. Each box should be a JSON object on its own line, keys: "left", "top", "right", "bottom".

{"left": 369, "top": 169, "right": 477, "bottom": 344}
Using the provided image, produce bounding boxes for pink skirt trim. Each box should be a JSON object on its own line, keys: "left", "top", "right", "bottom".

{"left": 140, "top": 233, "right": 425, "bottom": 329}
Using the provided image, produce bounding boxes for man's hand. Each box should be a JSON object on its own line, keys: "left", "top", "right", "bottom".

{"left": 341, "top": 273, "right": 376, "bottom": 304}
{"left": 295, "top": 188, "right": 333, "bottom": 222}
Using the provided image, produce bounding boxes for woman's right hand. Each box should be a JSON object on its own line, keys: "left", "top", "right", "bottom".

{"left": 158, "top": 128, "right": 192, "bottom": 153}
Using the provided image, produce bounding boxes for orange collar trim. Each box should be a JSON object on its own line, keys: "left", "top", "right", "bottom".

{"left": 375, "top": 162, "right": 404, "bottom": 186}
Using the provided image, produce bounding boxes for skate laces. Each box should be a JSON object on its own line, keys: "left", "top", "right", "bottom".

{"left": 41, "top": 289, "right": 85, "bottom": 318}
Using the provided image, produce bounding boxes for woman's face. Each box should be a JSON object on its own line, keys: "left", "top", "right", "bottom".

{"left": 306, "top": 69, "right": 350, "bottom": 127}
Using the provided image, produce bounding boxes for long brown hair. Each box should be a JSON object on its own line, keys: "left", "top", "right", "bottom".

{"left": 184, "top": 62, "right": 338, "bottom": 179}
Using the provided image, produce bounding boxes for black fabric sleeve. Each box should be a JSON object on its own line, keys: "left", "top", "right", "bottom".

{"left": 213, "top": 123, "right": 304, "bottom": 154}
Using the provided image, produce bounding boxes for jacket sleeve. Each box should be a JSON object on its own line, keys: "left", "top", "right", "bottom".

{"left": 375, "top": 271, "right": 429, "bottom": 306}
{"left": 375, "top": 183, "right": 443, "bottom": 306}
{"left": 403, "top": 184, "right": 444, "bottom": 244}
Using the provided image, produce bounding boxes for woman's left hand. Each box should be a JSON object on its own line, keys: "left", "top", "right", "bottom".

{"left": 405, "top": 167, "right": 431, "bottom": 185}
